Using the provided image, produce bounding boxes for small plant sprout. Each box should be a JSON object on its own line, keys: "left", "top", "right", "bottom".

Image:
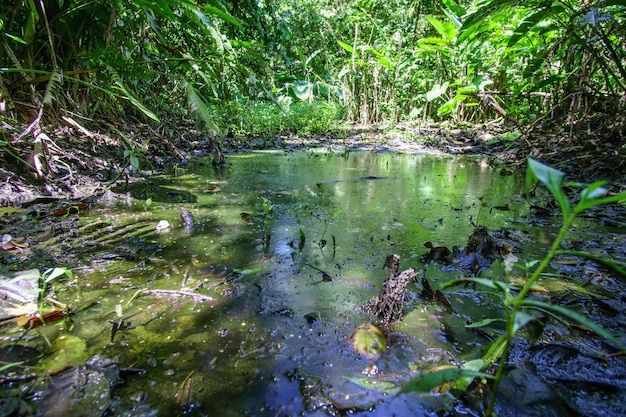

{"left": 399, "top": 158, "right": 626, "bottom": 417}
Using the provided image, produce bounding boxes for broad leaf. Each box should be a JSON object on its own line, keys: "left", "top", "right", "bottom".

{"left": 440, "top": 0, "right": 466, "bottom": 17}
{"left": 533, "top": 74, "right": 563, "bottom": 91}
{"left": 289, "top": 81, "right": 313, "bottom": 101}
{"left": 508, "top": 8, "right": 560, "bottom": 48}
{"left": 457, "top": 0, "right": 518, "bottom": 43}
{"left": 425, "top": 16, "right": 456, "bottom": 41}
{"left": 426, "top": 82, "right": 449, "bottom": 102}
{"left": 526, "top": 158, "right": 570, "bottom": 217}
{"left": 453, "top": 359, "right": 488, "bottom": 392}
{"left": 349, "top": 323, "right": 387, "bottom": 359}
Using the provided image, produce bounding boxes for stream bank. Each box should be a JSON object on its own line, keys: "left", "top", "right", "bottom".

{"left": 1, "top": 119, "right": 624, "bottom": 208}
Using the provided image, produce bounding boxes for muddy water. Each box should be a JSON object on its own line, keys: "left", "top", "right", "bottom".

{"left": 5, "top": 151, "right": 625, "bottom": 416}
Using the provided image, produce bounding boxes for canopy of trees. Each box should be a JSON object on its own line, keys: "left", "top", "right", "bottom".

{"left": 1, "top": 0, "right": 624, "bottom": 169}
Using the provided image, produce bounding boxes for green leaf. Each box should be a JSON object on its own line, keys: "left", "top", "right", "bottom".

{"left": 5, "top": 33, "right": 28, "bottom": 44}
{"left": 183, "top": 4, "right": 225, "bottom": 53}
{"left": 522, "top": 299, "right": 625, "bottom": 350}
{"left": 399, "top": 368, "right": 492, "bottom": 394}
{"left": 453, "top": 359, "right": 488, "bottom": 392}
{"left": 533, "top": 74, "right": 563, "bottom": 91}
{"left": 366, "top": 47, "right": 394, "bottom": 70}
{"left": 109, "top": 67, "right": 160, "bottom": 123}
{"left": 350, "top": 323, "right": 387, "bottom": 359}
{"left": 426, "top": 82, "right": 449, "bottom": 102}
{"left": 417, "top": 37, "right": 448, "bottom": 50}
{"left": 337, "top": 40, "right": 355, "bottom": 55}
{"left": 574, "top": 180, "right": 626, "bottom": 213}
{"left": 460, "top": 0, "right": 517, "bottom": 30}
{"left": 202, "top": 5, "right": 244, "bottom": 27}
{"left": 508, "top": 9, "right": 554, "bottom": 48}
{"left": 305, "top": 49, "right": 323, "bottom": 67}
{"left": 440, "top": 0, "right": 466, "bottom": 17}
{"left": 466, "top": 318, "right": 506, "bottom": 328}
{"left": 184, "top": 82, "right": 218, "bottom": 133}
{"left": 0, "top": 361, "right": 24, "bottom": 372}
{"left": 523, "top": 49, "right": 551, "bottom": 78}
{"left": 344, "top": 376, "right": 398, "bottom": 392}
{"left": 481, "top": 334, "right": 508, "bottom": 364}
{"left": 512, "top": 311, "right": 535, "bottom": 333}
{"left": 526, "top": 158, "right": 570, "bottom": 217}
{"left": 130, "top": 155, "right": 140, "bottom": 170}
{"left": 437, "top": 98, "right": 456, "bottom": 115}
{"left": 442, "top": 277, "right": 513, "bottom": 293}
{"left": 457, "top": 0, "right": 517, "bottom": 43}
{"left": 44, "top": 267, "right": 71, "bottom": 283}
{"left": 426, "top": 16, "right": 456, "bottom": 41}
{"left": 289, "top": 81, "right": 312, "bottom": 101}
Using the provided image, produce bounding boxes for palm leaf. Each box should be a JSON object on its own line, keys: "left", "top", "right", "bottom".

{"left": 184, "top": 82, "right": 218, "bottom": 133}
{"left": 458, "top": 0, "right": 546, "bottom": 44}
{"left": 108, "top": 67, "right": 160, "bottom": 123}
{"left": 508, "top": 8, "right": 557, "bottom": 48}
{"left": 41, "top": 67, "right": 63, "bottom": 109}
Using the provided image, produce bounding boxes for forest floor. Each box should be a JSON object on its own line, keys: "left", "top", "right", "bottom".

{"left": 1, "top": 119, "right": 625, "bottom": 207}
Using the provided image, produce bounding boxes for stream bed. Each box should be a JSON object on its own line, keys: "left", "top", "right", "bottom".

{"left": 1, "top": 150, "right": 625, "bottom": 416}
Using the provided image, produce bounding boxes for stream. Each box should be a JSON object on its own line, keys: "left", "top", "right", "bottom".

{"left": 1, "top": 150, "right": 625, "bottom": 416}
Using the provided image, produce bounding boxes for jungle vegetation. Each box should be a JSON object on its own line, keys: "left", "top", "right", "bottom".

{"left": 0, "top": 0, "right": 624, "bottom": 168}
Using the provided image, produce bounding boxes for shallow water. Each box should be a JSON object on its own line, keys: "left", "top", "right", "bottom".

{"left": 4, "top": 150, "right": 625, "bottom": 416}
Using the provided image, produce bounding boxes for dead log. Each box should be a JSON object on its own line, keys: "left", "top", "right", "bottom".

{"left": 363, "top": 254, "right": 416, "bottom": 325}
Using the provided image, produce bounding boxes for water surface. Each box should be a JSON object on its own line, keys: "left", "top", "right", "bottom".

{"left": 15, "top": 151, "right": 624, "bottom": 416}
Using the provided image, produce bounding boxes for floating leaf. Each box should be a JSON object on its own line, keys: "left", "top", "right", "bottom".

{"left": 350, "top": 323, "right": 387, "bottom": 358}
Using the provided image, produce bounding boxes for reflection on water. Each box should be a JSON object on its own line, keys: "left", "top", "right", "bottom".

{"left": 28, "top": 152, "right": 573, "bottom": 415}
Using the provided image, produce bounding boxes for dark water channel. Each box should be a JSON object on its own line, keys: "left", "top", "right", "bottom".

{"left": 3, "top": 151, "right": 626, "bottom": 416}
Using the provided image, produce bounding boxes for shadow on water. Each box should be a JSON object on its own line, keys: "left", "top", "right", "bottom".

{"left": 2, "top": 151, "right": 625, "bottom": 416}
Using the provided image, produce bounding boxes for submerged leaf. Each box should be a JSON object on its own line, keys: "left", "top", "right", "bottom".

{"left": 344, "top": 376, "right": 398, "bottom": 392}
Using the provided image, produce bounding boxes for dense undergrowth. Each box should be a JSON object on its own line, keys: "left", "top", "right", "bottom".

{"left": 1, "top": 1, "right": 624, "bottom": 187}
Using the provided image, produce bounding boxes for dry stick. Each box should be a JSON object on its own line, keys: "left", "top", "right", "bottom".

{"left": 126, "top": 289, "right": 214, "bottom": 307}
